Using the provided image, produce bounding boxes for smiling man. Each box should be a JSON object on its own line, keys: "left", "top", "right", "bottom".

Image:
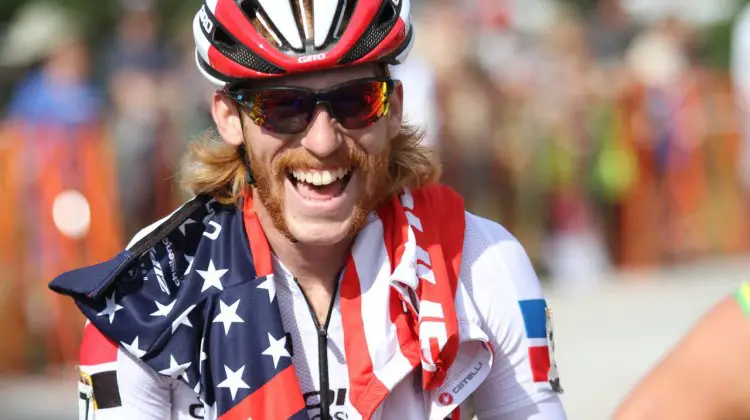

{"left": 50, "top": 1, "right": 567, "bottom": 419}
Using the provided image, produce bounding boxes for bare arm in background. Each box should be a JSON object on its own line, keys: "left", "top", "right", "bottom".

{"left": 614, "top": 285, "right": 750, "bottom": 419}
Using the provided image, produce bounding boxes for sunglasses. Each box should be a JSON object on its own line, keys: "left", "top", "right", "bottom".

{"left": 226, "top": 77, "right": 398, "bottom": 135}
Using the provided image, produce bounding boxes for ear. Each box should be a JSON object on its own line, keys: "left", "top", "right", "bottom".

{"left": 212, "top": 92, "right": 245, "bottom": 146}
{"left": 386, "top": 82, "right": 404, "bottom": 139}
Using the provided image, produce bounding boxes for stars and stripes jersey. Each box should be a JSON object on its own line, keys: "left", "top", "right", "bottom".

{"left": 53, "top": 195, "right": 566, "bottom": 420}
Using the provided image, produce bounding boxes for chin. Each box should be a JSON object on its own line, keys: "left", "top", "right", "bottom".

{"left": 285, "top": 216, "right": 355, "bottom": 246}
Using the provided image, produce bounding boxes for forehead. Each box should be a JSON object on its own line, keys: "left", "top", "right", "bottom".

{"left": 240, "top": 64, "right": 380, "bottom": 90}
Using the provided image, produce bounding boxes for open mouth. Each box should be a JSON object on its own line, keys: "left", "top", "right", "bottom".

{"left": 286, "top": 167, "right": 354, "bottom": 201}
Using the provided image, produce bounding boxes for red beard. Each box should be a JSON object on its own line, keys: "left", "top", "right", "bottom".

{"left": 247, "top": 141, "right": 392, "bottom": 242}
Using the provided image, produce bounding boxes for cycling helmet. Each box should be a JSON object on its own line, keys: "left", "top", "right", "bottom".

{"left": 193, "top": 0, "right": 414, "bottom": 88}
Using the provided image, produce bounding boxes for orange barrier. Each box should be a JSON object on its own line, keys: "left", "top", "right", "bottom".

{"left": 0, "top": 125, "right": 26, "bottom": 373}
{"left": 0, "top": 120, "right": 124, "bottom": 370}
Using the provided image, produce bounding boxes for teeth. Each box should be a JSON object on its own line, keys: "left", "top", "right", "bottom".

{"left": 291, "top": 168, "right": 350, "bottom": 186}
{"left": 320, "top": 171, "right": 333, "bottom": 185}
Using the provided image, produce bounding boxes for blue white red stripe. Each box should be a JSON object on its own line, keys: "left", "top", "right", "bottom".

{"left": 518, "top": 299, "right": 551, "bottom": 383}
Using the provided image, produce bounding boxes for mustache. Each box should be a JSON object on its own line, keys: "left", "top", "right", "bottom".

{"left": 270, "top": 144, "right": 371, "bottom": 178}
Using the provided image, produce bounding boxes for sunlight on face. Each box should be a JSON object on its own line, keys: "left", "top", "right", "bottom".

{"left": 242, "top": 64, "right": 401, "bottom": 245}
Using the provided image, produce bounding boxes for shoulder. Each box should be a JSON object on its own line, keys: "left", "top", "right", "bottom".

{"left": 460, "top": 213, "right": 565, "bottom": 415}
{"left": 460, "top": 212, "right": 545, "bottom": 303}
{"left": 614, "top": 288, "right": 750, "bottom": 419}
{"left": 78, "top": 322, "right": 190, "bottom": 418}
{"left": 49, "top": 194, "right": 254, "bottom": 360}
{"left": 459, "top": 211, "right": 551, "bottom": 359}
{"left": 50, "top": 195, "right": 241, "bottom": 301}
{"left": 125, "top": 195, "right": 238, "bottom": 255}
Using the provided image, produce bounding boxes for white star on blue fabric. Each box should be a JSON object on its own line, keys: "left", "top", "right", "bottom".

{"left": 197, "top": 260, "right": 228, "bottom": 292}
{"left": 150, "top": 299, "right": 175, "bottom": 317}
{"left": 184, "top": 254, "right": 195, "bottom": 275}
{"left": 256, "top": 275, "right": 276, "bottom": 303}
{"left": 261, "top": 332, "right": 291, "bottom": 369}
{"left": 212, "top": 299, "right": 245, "bottom": 334}
{"left": 178, "top": 218, "right": 196, "bottom": 235}
{"left": 159, "top": 355, "right": 191, "bottom": 382}
{"left": 171, "top": 304, "right": 196, "bottom": 333}
{"left": 217, "top": 365, "right": 250, "bottom": 400}
{"left": 97, "top": 292, "right": 123, "bottom": 324}
{"left": 121, "top": 336, "right": 147, "bottom": 358}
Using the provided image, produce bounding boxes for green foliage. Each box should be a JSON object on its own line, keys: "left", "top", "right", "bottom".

{"left": 558, "top": 0, "right": 599, "bottom": 13}
{"left": 697, "top": 20, "right": 735, "bottom": 69}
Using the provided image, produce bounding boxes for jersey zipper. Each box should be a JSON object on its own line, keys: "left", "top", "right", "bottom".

{"left": 294, "top": 277, "right": 340, "bottom": 420}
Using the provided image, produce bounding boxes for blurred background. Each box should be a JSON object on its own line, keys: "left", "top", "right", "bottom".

{"left": 0, "top": 0, "right": 748, "bottom": 418}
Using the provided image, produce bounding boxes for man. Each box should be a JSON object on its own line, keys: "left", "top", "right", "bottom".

{"left": 614, "top": 282, "right": 750, "bottom": 419}
{"left": 50, "top": 1, "right": 566, "bottom": 419}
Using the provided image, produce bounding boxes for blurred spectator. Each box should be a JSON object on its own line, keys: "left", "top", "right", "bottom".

{"left": 104, "top": 0, "right": 178, "bottom": 238}
{"left": 732, "top": 2, "right": 750, "bottom": 190}
{"left": 161, "top": 14, "right": 215, "bottom": 185}
{"left": 416, "top": 1, "right": 516, "bottom": 230}
{"left": 390, "top": 57, "right": 441, "bottom": 150}
{"left": 0, "top": 2, "right": 123, "bottom": 371}
{"left": 586, "top": 0, "right": 641, "bottom": 65}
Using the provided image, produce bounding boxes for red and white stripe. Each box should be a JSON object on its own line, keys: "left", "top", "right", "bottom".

{"left": 193, "top": 0, "right": 414, "bottom": 88}
{"left": 339, "top": 187, "right": 493, "bottom": 419}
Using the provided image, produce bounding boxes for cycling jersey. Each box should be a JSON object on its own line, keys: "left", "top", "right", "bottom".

{"left": 54, "top": 189, "right": 566, "bottom": 420}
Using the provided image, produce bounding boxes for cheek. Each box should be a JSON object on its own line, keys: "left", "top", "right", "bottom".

{"left": 348, "top": 122, "right": 390, "bottom": 154}
{"left": 246, "top": 127, "right": 289, "bottom": 168}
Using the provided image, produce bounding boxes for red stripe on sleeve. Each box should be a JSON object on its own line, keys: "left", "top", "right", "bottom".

{"left": 528, "top": 346, "right": 551, "bottom": 382}
{"left": 79, "top": 322, "right": 119, "bottom": 366}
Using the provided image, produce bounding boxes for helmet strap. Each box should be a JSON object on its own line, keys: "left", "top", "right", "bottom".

{"left": 236, "top": 104, "right": 256, "bottom": 186}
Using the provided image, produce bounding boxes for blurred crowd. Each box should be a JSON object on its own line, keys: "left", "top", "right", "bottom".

{"left": 0, "top": 0, "right": 748, "bottom": 373}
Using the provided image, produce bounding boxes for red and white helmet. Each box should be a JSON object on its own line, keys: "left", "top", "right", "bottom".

{"left": 193, "top": 0, "right": 414, "bottom": 89}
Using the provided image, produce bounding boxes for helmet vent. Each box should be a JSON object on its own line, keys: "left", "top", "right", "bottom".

{"left": 237, "top": 0, "right": 291, "bottom": 50}
{"left": 377, "top": 1, "right": 396, "bottom": 26}
{"left": 291, "top": 0, "right": 315, "bottom": 49}
{"left": 334, "top": 0, "right": 357, "bottom": 39}
{"left": 212, "top": 25, "right": 235, "bottom": 49}
{"left": 208, "top": 12, "right": 286, "bottom": 74}
{"left": 338, "top": 0, "right": 400, "bottom": 64}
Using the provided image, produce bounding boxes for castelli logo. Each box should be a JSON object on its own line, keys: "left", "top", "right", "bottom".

{"left": 298, "top": 53, "right": 327, "bottom": 64}
{"left": 438, "top": 392, "right": 453, "bottom": 406}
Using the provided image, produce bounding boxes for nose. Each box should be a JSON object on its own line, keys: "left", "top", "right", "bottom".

{"left": 299, "top": 106, "right": 342, "bottom": 158}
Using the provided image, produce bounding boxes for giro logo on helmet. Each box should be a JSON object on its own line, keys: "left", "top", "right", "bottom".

{"left": 298, "top": 53, "right": 327, "bottom": 64}
{"left": 198, "top": 5, "right": 213, "bottom": 34}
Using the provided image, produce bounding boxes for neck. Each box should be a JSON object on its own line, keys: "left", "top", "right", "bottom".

{"left": 252, "top": 193, "right": 351, "bottom": 289}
